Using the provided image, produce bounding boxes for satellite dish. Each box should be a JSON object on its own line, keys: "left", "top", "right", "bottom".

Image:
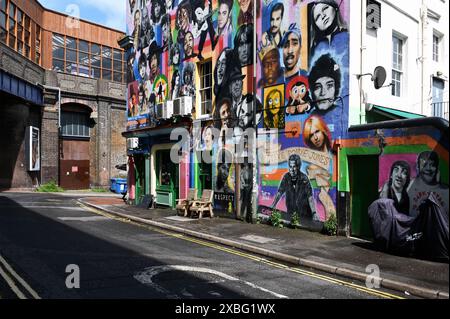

{"left": 372, "top": 66, "right": 387, "bottom": 89}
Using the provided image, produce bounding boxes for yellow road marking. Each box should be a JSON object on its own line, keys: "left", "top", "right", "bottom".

{"left": 0, "top": 255, "right": 41, "bottom": 299}
{"left": 79, "top": 203, "right": 405, "bottom": 299}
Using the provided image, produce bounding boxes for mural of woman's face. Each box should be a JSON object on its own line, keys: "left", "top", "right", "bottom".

{"left": 204, "top": 127, "right": 213, "bottom": 150}
{"left": 238, "top": 0, "right": 251, "bottom": 13}
{"left": 218, "top": 3, "right": 231, "bottom": 29}
{"left": 216, "top": 52, "right": 227, "bottom": 85}
{"left": 313, "top": 3, "right": 336, "bottom": 32}
{"left": 391, "top": 165, "right": 408, "bottom": 190}
{"left": 309, "top": 121, "right": 325, "bottom": 150}
{"left": 267, "top": 91, "right": 281, "bottom": 115}
{"left": 313, "top": 76, "right": 336, "bottom": 110}
{"left": 162, "top": 23, "right": 170, "bottom": 43}
{"left": 218, "top": 162, "right": 230, "bottom": 182}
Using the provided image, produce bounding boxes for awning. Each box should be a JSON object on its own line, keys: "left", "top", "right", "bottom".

{"left": 369, "top": 104, "right": 425, "bottom": 120}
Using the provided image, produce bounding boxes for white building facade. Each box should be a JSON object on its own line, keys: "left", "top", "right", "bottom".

{"left": 349, "top": 0, "right": 449, "bottom": 125}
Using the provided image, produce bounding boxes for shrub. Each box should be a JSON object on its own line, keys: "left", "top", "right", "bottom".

{"left": 269, "top": 210, "right": 283, "bottom": 228}
{"left": 323, "top": 214, "right": 338, "bottom": 236}
{"left": 36, "top": 181, "right": 64, "bottom": 193}
{"left": 291, "top": 212, "right": 300, "bottom": 228}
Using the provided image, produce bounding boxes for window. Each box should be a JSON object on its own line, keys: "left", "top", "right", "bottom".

{"left": 392, "top": 35, "right": 404, "bottom": 97}
{"left": 433, "top": 34, "right": 440, "bottom": 62}
{"left": 51, "top": 34, "right": 125, "bottom": 82}
{"left": 61, "top": 112, "right": 90, "bottom": 138}
{"left": 198, "top": 60, "right": 213, "bottom": 116}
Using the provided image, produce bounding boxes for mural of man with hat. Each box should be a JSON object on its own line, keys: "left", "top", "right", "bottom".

{"left": 228, "top": 66, "right": 246, "bottom": 116}
{"left": 280, "top": 23, "right": 305, "bottom": 80}
{"left": 257, "top": 43, "right": 283, "bottom": 88}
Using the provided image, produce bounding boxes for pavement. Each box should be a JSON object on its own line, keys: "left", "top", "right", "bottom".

{"left": 78, "top": 196, "right": 449, "bottom": 300}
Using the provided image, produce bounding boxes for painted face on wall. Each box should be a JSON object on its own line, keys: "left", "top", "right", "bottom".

{"left": 220, "top": 102, "right": 232, "bottom": 127}
{"left": 313, "top": 76, "right": 336, "bottom": 110}
{"left": 262, "top": 50, "right": 280, "bottom": 85}
{"left": 194, "top": 7, "right": 205, "bottom": 21}
{"left": 203, "top": 126, "right": 213, "bottom": 150}
{"left": 288, "top": 160, "right": 299, "bottom": 178}
{"left": 177, "top": 7, "right": 189, "bottom": 31}
{"left": 166, "top": 0, "right": 173, "bottom": 9}
{"left": 291, "top": 83, "right": 307, "bottom": 103}
{"left": 309, "top": 122, "right": 326, "bottom": 150}
{"left": 238, "top": 100, "right": 252, "bottom": 128}
{"left": 391, "top": 165, "right": 409, "bottom": 190}
{"left": 184, "top": 32, "right": 194, "bottom": 57}
{"left": 216, "top": 52, "right": 227, "bottom": 85}
{"left": 134, "top": 10, "right": 141, "bottom": 29}
{"left": 139, "top": 61, "right": 146, "bottom": 78}
{"left": 270, "top": 9, "right": 283, "bottom": 35}
{"left": 162, "top": 22, "right": 170, "bottom": 44}
{"left": 238, "top": 0, "right": 251, "bottom": 13}
{"left": 283, "top": 33, "right": 301, "bottom": 72}
{"left": 419, "top": 156, "right": 438, "bottom": 184}
{"left": 172, "top": 46, "right": 180, "bottom": 65}
{"left": 267, "top": 90, "right": 281, "bottom": 115}
{"left": 154, "top": 2, "right": 162, "bottom": 18}
{"left": 313, "top": 3, "right": 337, "bottom": 32}
{"left": 238, "top": 34, "right": 251, "bottom": 65}
{"left": 218, "top": 3, "right": 231, "bottom": 30}
{"left": 218, "top": 162, "right": 230, "bottom": 182}
{"left": 230, "top": 79, "right": 243, "bottom": 101}
{"left": 150, "top": 54, "right": 158, "bottom": 77}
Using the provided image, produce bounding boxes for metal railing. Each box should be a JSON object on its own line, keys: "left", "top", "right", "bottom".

{"left": 431, "top": 102, "right": 449, "bottom": 121}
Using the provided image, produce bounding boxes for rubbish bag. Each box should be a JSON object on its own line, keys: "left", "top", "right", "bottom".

{"left": 368, "top": 198, "right": 416, "bottom": 254}
{"left": 412, "top": 193, "right": 449, "bottom": 261}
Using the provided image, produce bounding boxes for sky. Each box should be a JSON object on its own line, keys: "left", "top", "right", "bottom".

{"left": 37, "top": 0, "right": 126, "bottom": 32}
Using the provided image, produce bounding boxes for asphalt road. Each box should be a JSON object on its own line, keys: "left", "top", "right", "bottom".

{"left": 0, "top": 192, "right": 407, "bottom": 300}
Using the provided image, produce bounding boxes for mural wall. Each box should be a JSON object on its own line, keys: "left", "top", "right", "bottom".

{"left": 126, "top": 0, "right": 259, "bottom": 217}
{"left": 341, "top": 125, "right": 449, "bottom": 259}
{"left": 256, "top": 0, "right": 350, "bottom": 228}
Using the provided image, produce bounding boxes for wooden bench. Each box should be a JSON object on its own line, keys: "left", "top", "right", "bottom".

{"left": 189, "top": 189, "right": 214, "bottom": 218}
{"left": 175, "top": 188, "right": 197, "bottom": 217}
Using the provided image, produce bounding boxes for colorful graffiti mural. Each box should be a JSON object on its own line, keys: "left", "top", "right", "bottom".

{"left": 256, "top": 0, "right": 349, "bottom": 227}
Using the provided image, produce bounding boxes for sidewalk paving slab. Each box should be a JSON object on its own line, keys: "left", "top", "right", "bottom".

{"left": 78, "top": 197, "right": 449, "bottom": 299}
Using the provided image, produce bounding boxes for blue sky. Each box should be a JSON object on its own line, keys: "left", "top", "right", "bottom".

{"left": 38, "top": 0, "right": 126, "bottom": 32}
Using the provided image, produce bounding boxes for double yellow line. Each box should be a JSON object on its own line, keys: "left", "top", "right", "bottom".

{"left": 0, "top": 254, "right": 41, "bottom": 299}
{"left": 81, "top": 204, "right": 405, "bottom": 300}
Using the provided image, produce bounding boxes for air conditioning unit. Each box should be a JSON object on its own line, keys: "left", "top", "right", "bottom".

{"left": 156, "top": 103, "right": 166, "bottom": 119}
{"left": 127, "top": 138, "right": 139, "bottom": 149}
{"left": 173, "top": 96, "right": 193, "bottom": 116}
{"left": 165, "top": 100, "right": 174, "bottom": 118}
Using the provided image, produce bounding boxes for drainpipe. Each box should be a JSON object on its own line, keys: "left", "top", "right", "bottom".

{"left": 420, "top": 1, "right": 427, "bottom": 115}
{"left": 251, "top": 0, "right": 258, "bottom": 223}
{"left": 359, "top": 0, "right": 366, "bottom": 124}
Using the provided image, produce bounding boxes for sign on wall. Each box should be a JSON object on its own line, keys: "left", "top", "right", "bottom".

{"left": 367, "top": 0, "right": 381, "bottom": 30}
{"left": 26, "top": 126, "right": 40, "bottom": 171}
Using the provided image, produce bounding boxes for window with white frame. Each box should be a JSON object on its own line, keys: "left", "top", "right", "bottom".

{"left": 198, "top": 60, "right": 212, "bottom": 116}
{"left": 392, "top": 34, "right": 404, "bottom": 97}
{"left": 433, "top": 34, "right": 440, "bottom": 62}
